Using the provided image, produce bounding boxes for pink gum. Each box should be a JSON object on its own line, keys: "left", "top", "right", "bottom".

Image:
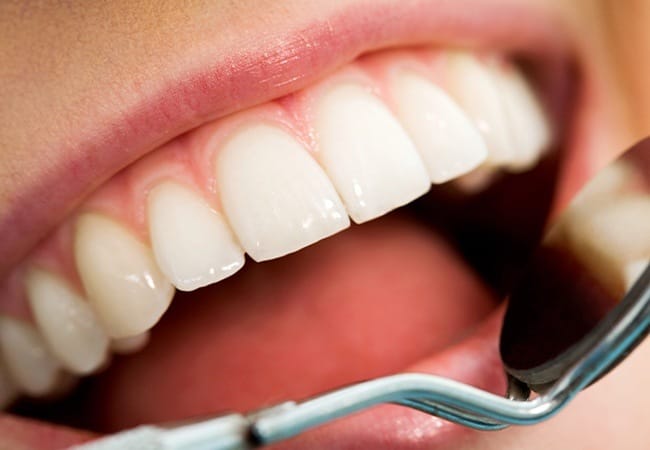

{"left": 1, "top": 48, "right": 500, "bottom": 318}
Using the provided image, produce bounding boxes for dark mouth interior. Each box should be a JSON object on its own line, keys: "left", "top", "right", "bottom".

{"left": 4, "top": 53, "right": 576, "bottom": 439}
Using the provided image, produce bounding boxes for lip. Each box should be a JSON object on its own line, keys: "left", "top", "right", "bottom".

{"left": 0, "top": 0, "right": 573, "bottom": 280}
{"left": 0, "top": 1, "right": 590, "bottom": 449}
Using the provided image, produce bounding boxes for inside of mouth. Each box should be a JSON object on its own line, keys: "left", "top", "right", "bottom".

{"left": 0, "top": 42, "right": 580, "bottom": 445}
{"left": 8, "top": 151, "right": 561, "bottom": 433}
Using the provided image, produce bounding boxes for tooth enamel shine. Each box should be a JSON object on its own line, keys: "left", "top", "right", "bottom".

{"left": 445, "top": 52, "right": 515, "bottom": 166}
{"left": 565, "top": 194, "right": 650, "bottom": 295}
{"left": 216, "top": 124, "right": 350, "bottom": 261}
{"left": 25, "top": 269, "right": 110, "bottom": 374}
{"left": 390, "top": 72, "right": 488, "bottom": 184}
{"left": 0, "top": 317, "right": 61, "bottom": 396}
{"left": 491, "top": 63, "right": 551, "bottom": 171}
{"left": 74, "top": 213, "right": 175, "bottom": 338}
{"left": 314, "top": 84, "right": 430, "bottom": 223}
{"left": 148, "top": 182, "right": 245, "bottom": 291}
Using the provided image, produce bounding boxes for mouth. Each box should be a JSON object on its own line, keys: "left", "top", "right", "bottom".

{"left": 0, "top": 2, "right": 608, "bottom": 449}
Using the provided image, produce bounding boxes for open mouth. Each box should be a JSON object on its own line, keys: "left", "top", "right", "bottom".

{"left": 0, "top": 3, "right": 607, "bottom": 449}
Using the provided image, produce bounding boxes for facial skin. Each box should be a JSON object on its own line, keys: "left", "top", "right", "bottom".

{"left": 0, "top": 1, "right": 649, "bottom": 449}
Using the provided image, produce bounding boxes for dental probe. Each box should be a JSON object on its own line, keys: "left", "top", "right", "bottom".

{"left": 70, "top": 138, "right": 650, "bottom": 450}
{"left": 70, "top": 262, "right": 650, "bottom": 450}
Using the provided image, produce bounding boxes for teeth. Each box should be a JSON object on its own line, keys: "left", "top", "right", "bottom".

{"left": 491, "top": 63, "right": 551, "bottom": 171}
{"left": 24, "top": 269, "right": 109, "bottom": 374}
{"left": 572, "top": 161, "right": 635, "bottom": 208}
{"left": 0, "top": 317, "right": 61, "bottom": 396}
{"left": 563, "top": 194, "right": 650, "bottom": 295}
{"left": 314, "top": 84, "right": 430, "bottom": 223}
{"left": 444, "top": 52, "right": 515, "bottom": 166}
{"left": 0, "top": 362, "right": 18, "bottom": 408}
{"left": 111, "top": 332, "right": 150, "bottom": 354}
{"left": 148, "top": 182, "right": 245, "bottom": 291}
{"left": 74, "top": 214, "right": 175, "bottom": 338}
{"left": 216, "top": 124, "right": 350, "bottom": 261}
{"left": 389, "top": 72, "right": 488, "bottom": 183}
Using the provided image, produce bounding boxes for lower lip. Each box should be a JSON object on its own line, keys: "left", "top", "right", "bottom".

{"left": 272, "top": 310, "right": 506, "bottom": 450}
{"left": 0, "top": 3, "right": 586, "bottom": 448}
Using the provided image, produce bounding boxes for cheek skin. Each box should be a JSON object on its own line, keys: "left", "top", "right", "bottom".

{"left": 452, "top": 339, "right": 650, "bottom": 450}
{"left": 0, "top": 1, "right": 649, "bottom": 450}
{"left": 490, "top": 5, "right": 650, "bottom": 450}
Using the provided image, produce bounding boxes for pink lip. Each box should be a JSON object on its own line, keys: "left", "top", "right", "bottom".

{"left": 0, "top": 2, "right": 581, "bottom": 448}
{"left": 268, "top": 310, "right": 508, "bottom": 450}
{"left": 0, "top": 0, "right": 572, "bottom": 279}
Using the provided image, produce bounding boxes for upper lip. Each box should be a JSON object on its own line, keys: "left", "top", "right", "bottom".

{"left": 0, "top": 0, "right": 573, "bottom": 280}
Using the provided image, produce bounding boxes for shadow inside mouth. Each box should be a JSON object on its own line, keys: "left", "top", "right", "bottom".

{"left": 6, "top": 147, "right": 562, "bottom": 435}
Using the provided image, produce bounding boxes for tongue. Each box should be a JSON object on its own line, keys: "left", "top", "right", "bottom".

{"left": 76, "top": 212, "right": 496, "bottom": 432}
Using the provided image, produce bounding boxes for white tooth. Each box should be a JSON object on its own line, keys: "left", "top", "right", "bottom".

{"left": 74, "top": 214, "right": 175, "bottom": 338}
{"left": 314, "top": 84, "right": 430, "bottom": 223}
{"left": 572, "top": 161, "right": 635, "bottom": 208}
{"left": 565, "top": 194, "right": 650, "bottom": 294}
{"left": 0, "top": 316, "right": 61, "bottom": 396}
{"left": 0, "top": 362, "right": 18, "bottom": 408}
{"left": 491, "top": 63, "right": 551, "bottom": 171}
{"left": 454, "top": 166, "right": 502, "bottom": 193}
{"left": 24, "top": 269, "right": 109, "bottom": 374}
{"left": 111, "top": 332, "right": 150, "bottom": 354}
{"left": 390, "top": 72, "right": 488, "bottom": 184}
{"left": 217, "top": 124, "right": 350, "bottom": 261}
{"left": 624, "top": 259, "right": 649, "bottom": 291}
{"left": 445, "top": 52, "right": 515, "bottom": 166}
{"left": 148, "top": 182, "right": 245, "bottom": 291}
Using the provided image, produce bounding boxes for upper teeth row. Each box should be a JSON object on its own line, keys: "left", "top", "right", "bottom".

{"left": 0, "top": 50, "right": 551, "bottom": 403}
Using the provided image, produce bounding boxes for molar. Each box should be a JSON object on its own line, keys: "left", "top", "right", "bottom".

{"left": 313, "top": 83, "right": 430, "bottom": 223}
{"left": 24, "top": 268, "right": 110, "bottom": 374}
{"left": 216, "top": 124, "right": 350, "bottom": 262}
{"left": 0, "top": 316, "right": 62, "bottom": 396}
{"left": 147, "top": 182, "right": 245, "bottom": 291}
{"left": 561, "top": 193, "right": 650, "bottom": 296}
{"left": 74, "top": 214, "right": 175, "bottom": 338}
{"left": 388, "top": 72, "right": 488, "bottom": 183}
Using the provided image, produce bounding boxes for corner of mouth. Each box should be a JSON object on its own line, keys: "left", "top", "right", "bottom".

{"left": 0, "top": 3, "right": 591, "bottom": 449}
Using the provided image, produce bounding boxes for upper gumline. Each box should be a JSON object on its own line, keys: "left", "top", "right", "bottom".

{"left": 0, "top": 0, "right": 573, "bottom": 280}
{"left": 24, "top": 50, "right": 558, "bottom": 266}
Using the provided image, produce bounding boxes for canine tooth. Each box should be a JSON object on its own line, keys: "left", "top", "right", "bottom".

{"left": 0, "top": 317, "right": 61, "bottom": 396}
{"left": 445, "top": 52, "right": 515, "bottom": 166}
{"left": 74, "top": 214, "right": 175, "bottom": 338}
{"left": 24, "top": 269, "right": 109, "bottom": 374}
{"left": 314, "top": 84, "right": 430, "bottom": 223}
{"left": 491, "top": 63, "right": 551, "bottom": 171}
{"left": 111, "top": 332, "right": 150, "bottom": 354}
{"left": 0, "top": 362, "right": 18, "bottom": 408}
{"left": 217, "top": 124, "right": 350, "bottom": 261}
{"left": 390, "top": 72, "right": 488, "bottom": 183}
{"left": 148, "top": 182, "right": 245, "bottom": 291}
{"left": 564, "top": 194, "right": 650, "bottom": 295}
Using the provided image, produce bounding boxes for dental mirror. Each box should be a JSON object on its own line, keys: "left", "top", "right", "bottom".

{"left": 71, "top": 139, "right": 650, "bottom": 450}
{"left": 500, "top": 137, "right": 650, "bottom": 394}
